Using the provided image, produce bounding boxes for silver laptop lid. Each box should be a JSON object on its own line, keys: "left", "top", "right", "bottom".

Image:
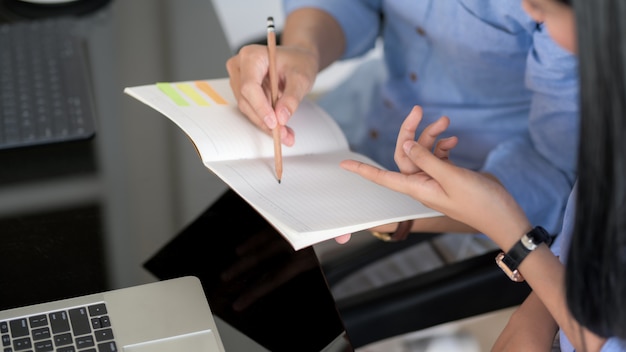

{"left": 0, "top": 276, "right": 225, "bottom": 352}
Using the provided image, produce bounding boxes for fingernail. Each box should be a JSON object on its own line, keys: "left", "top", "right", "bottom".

{"left": 277, "top": 108, "right": 291, "bottom": 125}
{"left": 403, "top": 141, "right": 414, "bottom": 153}
{"left": 264, "top": 114, "right": 276, "bottom": 129}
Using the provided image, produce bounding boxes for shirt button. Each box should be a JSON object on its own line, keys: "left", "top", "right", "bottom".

{"left": 368, "top": 129, "right": 379, "bottom": 140}
{"left": 409, "top": 72, "right": 418, "bottom": 82}
{"left": 416, "top": 26, "right": 426, "bottom": 36}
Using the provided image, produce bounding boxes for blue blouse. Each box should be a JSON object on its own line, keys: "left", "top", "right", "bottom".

{"left": 551, "top": 185, "right": 626, "bottom": 351}
{"left": 283, "top": 0, "right": 579, "bottom": 235}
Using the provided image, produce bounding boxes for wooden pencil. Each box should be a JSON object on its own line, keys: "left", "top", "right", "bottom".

{"left": 267, "top": 16, "right": 282, "bottom": 183}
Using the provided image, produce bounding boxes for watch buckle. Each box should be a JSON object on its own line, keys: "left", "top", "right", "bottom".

{"left": 495, "top": 252, "right": 525, "bottom": 282}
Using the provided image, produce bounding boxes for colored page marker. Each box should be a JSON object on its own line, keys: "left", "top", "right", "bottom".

{"left": 157, "top": 82, "right": 189, "bottom": 106}
{"left": 176, "top": 83, "right": 210, "bottom": 106}
{"left": 195, "top": 81, "right": 228, "bottom": 105}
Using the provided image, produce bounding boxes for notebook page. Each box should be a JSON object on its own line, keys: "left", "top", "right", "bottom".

{"left": 206, "top": 150, "right": 440, "bottom": 250}
{"left": 124, "top": 80, "right": 348, "bottom": 162}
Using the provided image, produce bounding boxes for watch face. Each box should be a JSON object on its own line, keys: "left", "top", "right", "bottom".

{"left": 496, "top": 252, "right": 525, "bottom": 282}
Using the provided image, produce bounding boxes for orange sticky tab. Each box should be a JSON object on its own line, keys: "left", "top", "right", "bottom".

{"left": 195, "top": 81, "right": 228, "bottom": 105}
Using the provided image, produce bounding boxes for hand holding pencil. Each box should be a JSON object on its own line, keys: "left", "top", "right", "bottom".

{"left": 225, "top": 15, "right": 323, "bottom": 181}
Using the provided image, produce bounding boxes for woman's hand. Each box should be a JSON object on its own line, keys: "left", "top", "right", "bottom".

{"left": 341, "top": 106, "right": 531, "bottom": 249}
{"left": 332, "top": 106, "right": 458, "bottom": 244}
{"left": 394, "top": 106, "right": 457, "bottom": 174}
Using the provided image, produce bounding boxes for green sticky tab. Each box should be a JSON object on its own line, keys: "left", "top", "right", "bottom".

{"left": 157, "top": 82, "right": 189, "bottom": 106}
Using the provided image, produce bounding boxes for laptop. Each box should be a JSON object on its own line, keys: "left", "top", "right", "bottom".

{"left": 0, "top": 276, "right": 226, "bottom": 352}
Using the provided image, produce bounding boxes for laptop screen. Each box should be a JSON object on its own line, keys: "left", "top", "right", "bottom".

{"left": 144, "top": 189, "right": 352, "bottom": 352}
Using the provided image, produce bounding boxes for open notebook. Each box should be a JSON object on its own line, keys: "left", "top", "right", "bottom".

{"left": 0, "top": 276, "right": 226, "bottom": 352}
{"left": 125, "top": 78, "right": 440, "bottom": 250}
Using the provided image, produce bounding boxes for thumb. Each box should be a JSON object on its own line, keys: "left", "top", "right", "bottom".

{"left": 334, "top": 234, "right": 351, "bottom": 244}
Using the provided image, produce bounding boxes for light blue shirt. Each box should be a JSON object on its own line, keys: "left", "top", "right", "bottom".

{"left": 283, "top": 0, "right": 579, "bottom": 235}
{"left": 551, "top": 185, "right": 626, "bottom": 351}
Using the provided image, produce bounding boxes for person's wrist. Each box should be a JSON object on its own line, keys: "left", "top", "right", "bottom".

{"left": 491, "top": 217, "right": 533, "bottom": 251}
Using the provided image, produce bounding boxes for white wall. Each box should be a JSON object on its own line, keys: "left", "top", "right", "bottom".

{"left": 212, "top": 0, "right": 285, "bottom": 51}
{"left": 84, "top": 0, "right": 234, "bottom": 288}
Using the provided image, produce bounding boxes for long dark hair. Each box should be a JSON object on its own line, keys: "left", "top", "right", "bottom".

{"left": 566, "top": 0, "right": 626, "bottom": 339}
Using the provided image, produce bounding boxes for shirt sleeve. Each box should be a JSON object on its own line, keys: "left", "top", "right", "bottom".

{"left": 482, "top": 24, "right": 579, "bottom": 235}
{"left": 550, "top": 183, "right": 577, "bottom": 259}
{"left": 600, "top": 338, "right": 626, "bottom": 351}
{"left": 283, "top": 0, "right": 382, "bottom": 58}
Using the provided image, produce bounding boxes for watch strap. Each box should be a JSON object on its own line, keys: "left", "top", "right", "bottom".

{"left": 502, "top": 241, "right": 529, "bottom": 271}
{"left": 497, "top": 226, "right": 551, "bottom": 281}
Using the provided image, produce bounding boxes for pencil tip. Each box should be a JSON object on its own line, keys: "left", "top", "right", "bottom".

{"left": 278, "top": 179, "right": 281, "bottom": 184}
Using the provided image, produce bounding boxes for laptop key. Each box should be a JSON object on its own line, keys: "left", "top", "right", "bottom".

{"left": 30, "top": 328, "right": 50, "bottom": 341}
{"left": 53, "top": 333, "right": 71, "bottom": 347}
{"left": 11, "top": 337, "right": 30, "bottom": 351}
{"left": 89, "top": 318, "right": 101, "bottom": 330}
{"left": 33, "top": 339, "right": 53, "bottom": 352}
{"left": 8, "top": 319, "right": 28, "bottom": 338}
{"left": 97, "top": 341, "right": 117, "bottom": 352}
{"left": 28, "top": 316, "right": 47, "bottom": 329}
{"left": 56, "top": 346, "right": 75, "bottom": 352}
{"left": 87, "top": 304, "right": 107, "bottom": 317}
{"left": 94, "top": 328, "right": 113, "bottom": 342}
{"left": 75, "top": 335, "right": 94, "bottom": 349}
{"left": 68, "top": 308, "right": 91, "bottom": 336}
{"left": 48, "top": 312, "right": 70, "bottom": 334}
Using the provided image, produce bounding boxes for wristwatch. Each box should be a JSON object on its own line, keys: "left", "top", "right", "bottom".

{"left": 495, "top": 226, "right": 551, "bottom": 282}
{"left": 371, "top": 220, "right": 414, "bottom": 241}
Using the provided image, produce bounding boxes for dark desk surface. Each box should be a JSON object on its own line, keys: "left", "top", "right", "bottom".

{"left": 0, "top": 171, "right": 353, "bottom": 351}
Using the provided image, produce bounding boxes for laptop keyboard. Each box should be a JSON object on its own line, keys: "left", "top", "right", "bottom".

{"left": 0, "top": 302, "right": 117, "bottom": 352}
{"left": 0, "top": 17, "right": 96, "bottom": 150}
